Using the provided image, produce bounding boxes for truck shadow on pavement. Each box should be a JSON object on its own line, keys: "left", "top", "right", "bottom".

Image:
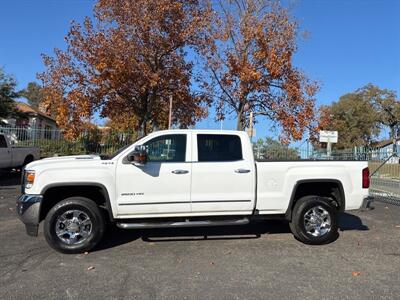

{"left": 339, "top": 212, "right": 369, "bottom": 231}
{"left": 0, "top": 170, "right": 369, "bottom": 250}
{"left": 95, "top": 213, "right": 368, "bottom": 251}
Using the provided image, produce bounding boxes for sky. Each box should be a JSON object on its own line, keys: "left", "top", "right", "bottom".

{"left": 1, "top": 0, "right": 399, "bottom": 141}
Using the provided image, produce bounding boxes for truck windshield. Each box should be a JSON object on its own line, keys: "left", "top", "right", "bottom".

{"left": 101, "top": 136, "right": 143, "bottom": 160}
{"left": 101, "top": 144, "right": 130, "bottom": 160}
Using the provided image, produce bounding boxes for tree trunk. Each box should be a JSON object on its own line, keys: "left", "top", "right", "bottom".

{"left": 137, "top": 92, "right": 150, "bottom": 137}
{"left": 143, "top": 120, "right": 147, "bottom": 136}
{"left": 236, "top": 113, "right": 243, "bottom": 130}
{"left": 391, "top": 125, "right": 398, "bottom": 155}
{"left": 236, "top": 103, "right": 245, "bottom": 131}
{"left": 137, "top": 115, "right": 148, "bottom": 137}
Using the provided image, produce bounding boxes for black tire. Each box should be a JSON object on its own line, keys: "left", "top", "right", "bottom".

{"left": 44, "top": 197, "right": 105, "bottom": 254}
{"left": 289, "top": 196, "right": 339, "bottom": 245}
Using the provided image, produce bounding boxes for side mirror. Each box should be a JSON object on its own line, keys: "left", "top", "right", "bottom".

{"left": 128, "top": 145, "right": 148, "bottom": 166}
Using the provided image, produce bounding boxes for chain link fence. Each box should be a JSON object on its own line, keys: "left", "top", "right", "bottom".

{"left": 368, "top": 149, "right": 400, "bottom": 206}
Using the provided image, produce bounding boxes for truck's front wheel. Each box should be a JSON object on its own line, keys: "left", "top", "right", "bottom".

{"left": 44, "top": 197, "right": 105, "bottom": 254}
{"left": 289, "top": 196, "right": 339, "bottom": 245}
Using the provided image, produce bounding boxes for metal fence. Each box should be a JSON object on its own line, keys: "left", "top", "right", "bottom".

{"left": 368, "top": 150, "right": 400, "bottom": 206}
{"left": 0, "top": 126, "right": 138, "bottom": 157}
{"left": 2, "top": 126, "right": 399, "bottom": 205}
{"left": 253, "top": 142, "right": 400, "bottom": 206}
{"left": 252, "top": 144, "right": 371, "bottom": 161}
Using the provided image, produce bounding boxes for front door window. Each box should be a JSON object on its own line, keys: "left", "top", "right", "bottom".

{"left": 144, "top": 134, "right": 186, "bottom": 162}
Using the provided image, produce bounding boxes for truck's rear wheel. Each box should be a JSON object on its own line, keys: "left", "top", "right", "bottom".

{"left": 44, "top": 197, "right": 105, "bottom": 254}
{"left": 289, "top": 196, "right": 339, "bottom": 245}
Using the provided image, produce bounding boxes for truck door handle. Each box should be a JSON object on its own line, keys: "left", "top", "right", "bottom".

{"left": 235, "top": 169, "right": 250, "bottom": 173}
{"left": 171, "top": 169, "right": 189, "bottom": 174}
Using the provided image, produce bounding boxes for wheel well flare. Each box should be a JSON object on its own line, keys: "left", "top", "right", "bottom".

{"left": 286, "top": 180, "right": 345, "bottom": 220}
{"left": 40, "top": 185, "right": 108, "bottom": 222}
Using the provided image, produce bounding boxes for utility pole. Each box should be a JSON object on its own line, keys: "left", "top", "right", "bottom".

{"left": 393, "top": 124, "right": 398, "bottom": 156}
{"left": 248, "top": 111, "right": 254, "bottom": 140}
{"left": 327, "top": 138, "right": 332, "bottom": 158}
{"left": 168, "top": 95, "right": 172, "bottom": 129}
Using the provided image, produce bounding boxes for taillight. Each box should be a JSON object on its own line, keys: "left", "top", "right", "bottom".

{"left": 362, "top": 167, "right": 369, "bottom": 188}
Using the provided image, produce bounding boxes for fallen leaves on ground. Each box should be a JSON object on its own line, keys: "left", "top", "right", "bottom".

{"left": 87, "top": 266, "right": 95, "bottom": 271}
{"left": 352, "top": 271, "right": 361, "bottom": 277}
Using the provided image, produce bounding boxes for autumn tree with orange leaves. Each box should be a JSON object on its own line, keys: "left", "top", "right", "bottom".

{"left": 201, "top": 0, "right": 319, "bottom": 143}
{"left": 39, "top": 0, "right": 211, "bottom": 138}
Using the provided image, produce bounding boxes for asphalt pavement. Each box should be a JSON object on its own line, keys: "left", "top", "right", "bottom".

{"left": 1, "top": 171, "right": 400, "bottom": 300}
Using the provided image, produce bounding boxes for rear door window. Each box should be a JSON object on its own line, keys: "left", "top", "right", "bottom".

{"left": 197, "top": 134, "right": 242, "bottom": 162}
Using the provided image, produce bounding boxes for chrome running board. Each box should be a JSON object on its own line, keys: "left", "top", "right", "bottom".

{"left": 116, "top": 217, "right": 249, "bottom": 229}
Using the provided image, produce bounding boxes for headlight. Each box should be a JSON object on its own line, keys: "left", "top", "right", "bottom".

{"left": 25, "top": 171, "right": 35, "bottom": 189}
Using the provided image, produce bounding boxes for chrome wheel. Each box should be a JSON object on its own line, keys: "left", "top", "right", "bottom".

{"left": 304, "top": 206, "right": 331, "bottom": 237}
{"left": 55, "top": 210, "right": 92, "bottom": 245}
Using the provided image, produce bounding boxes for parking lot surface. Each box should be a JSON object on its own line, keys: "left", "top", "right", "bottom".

{"left": 1, "top": 171, "right": 400, "bottom": 300}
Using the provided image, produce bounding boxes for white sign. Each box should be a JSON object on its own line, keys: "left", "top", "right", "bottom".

{"left": 319, "top": 130, "right": 338, "bottom": 143}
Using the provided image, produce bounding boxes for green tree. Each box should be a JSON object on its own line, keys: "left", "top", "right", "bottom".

{"left": 254, "top": 137, "right": 299, "bottom": 160}
{"left": 358, "top": 84, "right": 400, "bottom": 141}
{"left": 320, "top": 84, "right": 400, "bottom": 149}
{"left": 20, "top": 82, "right": 44, "bottom": 109}
{"left": 0, "top": 68, "right": 19, "bottom": 119}
{"left": 322, "top": 90, "right": 380, "bottom": 149}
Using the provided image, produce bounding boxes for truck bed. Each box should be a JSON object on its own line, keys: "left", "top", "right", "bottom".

{"left": 255, "top": 160, "right": 369, "bottom": 214}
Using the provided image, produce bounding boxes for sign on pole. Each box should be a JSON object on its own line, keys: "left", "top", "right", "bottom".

{"left": 319, "top": 131, "right": 338, "bottom": 143}
{"left": 319, "top": 131, "right": 338, "bottom": 157}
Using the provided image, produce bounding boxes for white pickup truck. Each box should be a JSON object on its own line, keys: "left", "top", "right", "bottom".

{"left": 0, "top": 133, "right": 40, "bottom": 170}
{"left": 16, "top": 130, "right": 371, "bottom": 253}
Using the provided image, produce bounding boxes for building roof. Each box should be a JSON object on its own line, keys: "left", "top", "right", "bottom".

{"left": 16, "top": 102, "right": 55, "bottom": 121}
{"left": 373, "top": 138, "right": 400, "bottom": 149}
